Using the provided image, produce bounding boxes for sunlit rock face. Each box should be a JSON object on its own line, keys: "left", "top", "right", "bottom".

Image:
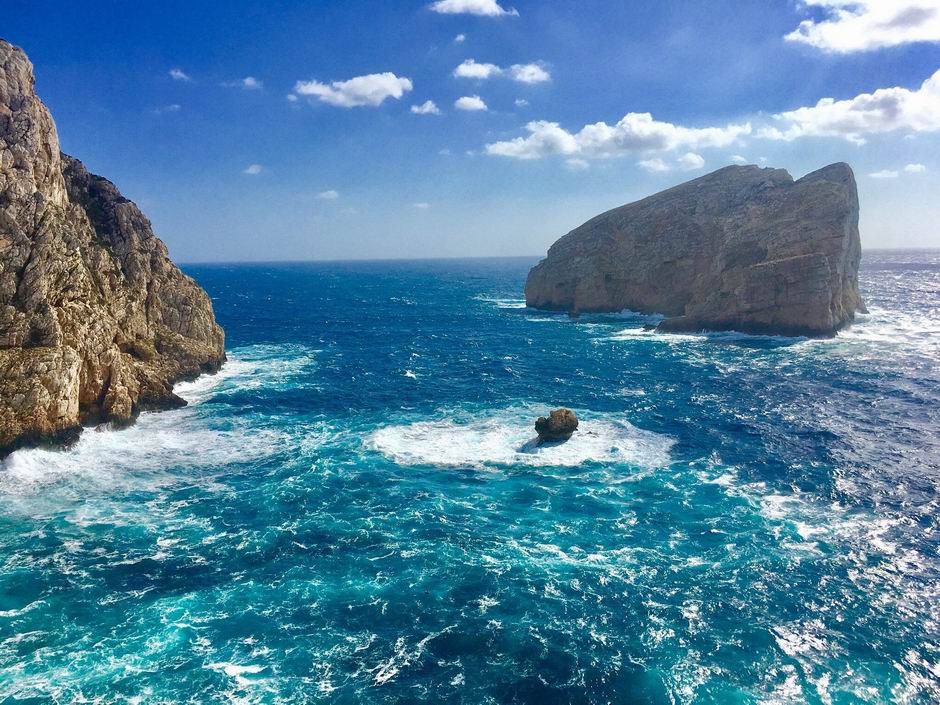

{"left": 0, "top": 39, "right": 225, "bottom": 456}
{"left": 525, "top": 163, "right": 865, "bottom": 337}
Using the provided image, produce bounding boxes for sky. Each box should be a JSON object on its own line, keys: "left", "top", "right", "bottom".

{"left": 4, "top": 0, "right": 940, "bottom": 261}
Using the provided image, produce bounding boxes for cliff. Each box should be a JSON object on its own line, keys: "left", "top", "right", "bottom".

{"left": 0, "top": 40, "right": 224, "bottom": 457}
{"left": 525, "top": 163, "right": 866, "bottom": 336}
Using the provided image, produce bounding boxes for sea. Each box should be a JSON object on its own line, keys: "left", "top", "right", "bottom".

{"left": 1, "top": 250, "right": 938, "bottom": 704}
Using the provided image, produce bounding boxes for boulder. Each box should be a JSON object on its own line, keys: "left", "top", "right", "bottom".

{"left": 525, "top": 163, "right": 866, "bottom": 337}
{"left": 535, "top": 408, "right": 578, "bottom": 442}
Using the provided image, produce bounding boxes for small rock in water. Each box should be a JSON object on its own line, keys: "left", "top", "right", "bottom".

{"left": 535, "top": 408, "right": 578, "bottom": 443}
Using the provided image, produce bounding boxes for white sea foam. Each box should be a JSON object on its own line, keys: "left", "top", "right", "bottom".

{"left": 0, "top": 412, "right": 288, "bottom": 498}
{"left": 368, "top": 407, "right": 673, "bottom": 469}
{"left": 473, "top": 296, "right": 528, "bottom": 309}
{"left": 831, "top": 306, "right": 940, "bottom": 361}
{"left": 0, "top": 344, "right": 310, "bottom": 498}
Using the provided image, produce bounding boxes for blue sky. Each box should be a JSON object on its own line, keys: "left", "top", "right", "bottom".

{"left": 5, "top": 0, "right": 940, "bottom": 261}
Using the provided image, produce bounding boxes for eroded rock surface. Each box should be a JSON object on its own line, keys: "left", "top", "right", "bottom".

{"left": 0, "top": 39, "right": 224, "bottom": 456}
{"left": 525, "top": 163, "right": 865, "bottom": 336}
{"left": 535, "top": 408, "right": 578, "bottom": 443}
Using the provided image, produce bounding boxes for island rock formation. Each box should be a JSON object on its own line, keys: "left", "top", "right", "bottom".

{"left": 535, "top": 408, "right": 578, "bottom": 443}
{"left": 525, "top": 163, "right": 865, "bottom": 336}
{"left": 0, "top": 39, "right": 224, "bottom": 457}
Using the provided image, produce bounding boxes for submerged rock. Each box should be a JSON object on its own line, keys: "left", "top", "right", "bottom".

{"left": 535, "top": 408, "right": 578, "bottom": 442}
{"left": 525, "top": 163, "right": 866, "bottom": 337}
{"left": 0, "top": 40, "right": 225, "bottom": 457}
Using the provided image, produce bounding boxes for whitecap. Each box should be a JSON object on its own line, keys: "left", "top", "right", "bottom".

{"left": 368, "top": 406, "right": 673, "bottom": 470}
{"left": 473, "top": 295, "right": 527, "bottom": 309}
{"left": 0, "top": 343, "right": 311, "bottom": 498}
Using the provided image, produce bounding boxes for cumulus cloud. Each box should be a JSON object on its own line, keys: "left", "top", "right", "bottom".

{"left": 730, "top": 154, "right": 748, "bottom": 164}
{"left": 515, "top": 98, "right": 529, "bottom": 107}
{"left": 637, "top": 157, "right": 670, "bottom": 173}
{"left": 455, "top": 95, "right": 488, "bottom": 111}
{"left": 316, "top": 190, "right": 339, "bottom": 200}
{"left": 637, "top": 153, "right": 705, "bottom": 172}
{"left": 455, "top": 33, "right": 467, "bottom": 43}
{"left": 224, "top": 76, "right": 263, "bottom": 90}
{"left": 243, "top": 164, "right": 263, "bottom": 175}
{"left": 152, "top": 104, "right": 182, "bottom": 115}
{"left": 905, "top": 162, "right": 927, "bottom": 172}
{"left": 294, "top": 72, "right": 413, "bottom": 108}
{"left": 169, "top": 68, "right": 191, "bottom": 82}
{"left": 429, "top": 0, "right": 518, "bottom": 17}
{"left": 454, "top": 59, "right": 500, "bottom": 80}
{"left": 486, "top": 113, "right": 751, "bottom": 160}
{"left": 453, "top": 59, "right": 550, "bottom": 83}
{"left": 411, "top": 100, "right": 442, "bottom": 115}
{"left": 677, "top": 152, "right": 706, "bottom": 170}
{"left": 869, "top": 169, "right": 899, "bottom": 178}
{"left": 758, "top": 68, "right": 940, "bottom": 144}
{"left": 286, "top": 94, "right": 299, "bottom": 102}
{"left": 786, "top": 0, "right": 940, "bottom": 53}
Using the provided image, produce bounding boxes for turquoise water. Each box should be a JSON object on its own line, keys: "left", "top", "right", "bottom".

{"left": 1, "top": 252, "right": 939, "bottom": 704}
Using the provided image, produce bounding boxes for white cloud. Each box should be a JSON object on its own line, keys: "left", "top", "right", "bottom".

{"left": 637, "top": 157, "right": 670, "bottom": 172}
{"left": 905, "top": 162, "right": 927, "bottom": 172}
{"left": 507, "top": 64, "right": 551, "bottom": 84}
{"left": 758, "top": 69, "right": 940, "bottom": 144}
{"left": 411, "top": 100, "right": 442, "bottom": 115}
{"left": 637, "top": 153, "right": 705, "bottom": 173}
{"left": 316, "top": 190, "right": 339, "bottom": 200}
{"left": 412, "top": 202, "right": 431, "bottom": 209}
{"left": 294, "top": 72, "right": 413, "bottom": 108}
{"left": 486, "top": 113, "right": 751, "bottom": 160}
{"left": 677, "top": 152, "right": 705, "bottom": 171}
{"left": 243, "top": 164, "right": 263, "bottom": 175}
{"left": 455, "top": 95, "right": 488, "bottom": 111}
{"left": 455, "top": 33, "right": 467, "bottom": 43}
{"left": 515, "top": 98, "right": 529, "bottom": 108}
{"left": 429, "top": 0, "right": 518, "bottom": 17}
{"left": 169, "top": 68, "right": 191, "bottom": 82}
{"left": 153, "top": 104, "right": 182, "bottom": 115}
{"left": 454, "top": 59, "right": 501, "bottom": 80}
{"left": 730, "top": 154, "right": 748, "bottom": 164}
{"left": 453, "top": 59, "right": 550, "bottom": 84}
{"left": 786, "top": 0, "right": 940, "bottom": 53}
{"left": 869, "top": 169, "right": 899, "bottom": 178}
{"left": 565, "top": 158, "right": 590, "bottom": 171}
{"left": 224, "top": 76, "right": 263, "bottom": 90}
{"left": 287, "top": 94, "right": 299, "bottom": 102}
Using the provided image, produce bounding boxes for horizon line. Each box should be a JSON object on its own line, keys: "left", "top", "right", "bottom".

{"left": 177, "top": 247, "right": 940, "bottom": 267}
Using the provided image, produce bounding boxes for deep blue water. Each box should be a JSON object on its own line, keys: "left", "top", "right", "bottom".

{"left": 1, "top": 251, "right": 939, "bottom": 704}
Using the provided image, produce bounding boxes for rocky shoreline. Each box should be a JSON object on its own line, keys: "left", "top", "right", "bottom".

{"left": 0, "top": 39, "right": 224, "bottom": 457}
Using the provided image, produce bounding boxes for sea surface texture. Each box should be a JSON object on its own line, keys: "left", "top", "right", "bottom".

{"left": 1, "top": 251, "right": 938, "bottom": 704}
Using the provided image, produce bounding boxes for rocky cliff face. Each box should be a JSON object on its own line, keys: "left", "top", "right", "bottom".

{"left": 525, "top": 163, "right": 865, "bottom": 336}
{"left": 0, "top": 40, "right": 224, "bottom": 457}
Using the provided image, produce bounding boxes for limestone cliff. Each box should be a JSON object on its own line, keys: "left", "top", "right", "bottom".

{"left": 0, "top": 40, "right": 224, "bottom": 457}
{"left": 525, "top": 163, "right": 865, "bottom": 336}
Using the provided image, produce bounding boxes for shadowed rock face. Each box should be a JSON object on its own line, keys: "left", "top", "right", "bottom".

{"left": 535, "top": 408, "right": 578, "bottom": 442}
{"left": 0, "top": 40, "right": 224, "bottom": 457}
{"left": 525, "top": 163, "right": 866, "bottom": 336}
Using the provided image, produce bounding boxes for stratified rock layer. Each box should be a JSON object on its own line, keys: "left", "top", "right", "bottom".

{"left": 525, "top": 163, "right": 865, "bottom": 336}
{"left": 0, "top": 39, "right": 224, "bottom": 456}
